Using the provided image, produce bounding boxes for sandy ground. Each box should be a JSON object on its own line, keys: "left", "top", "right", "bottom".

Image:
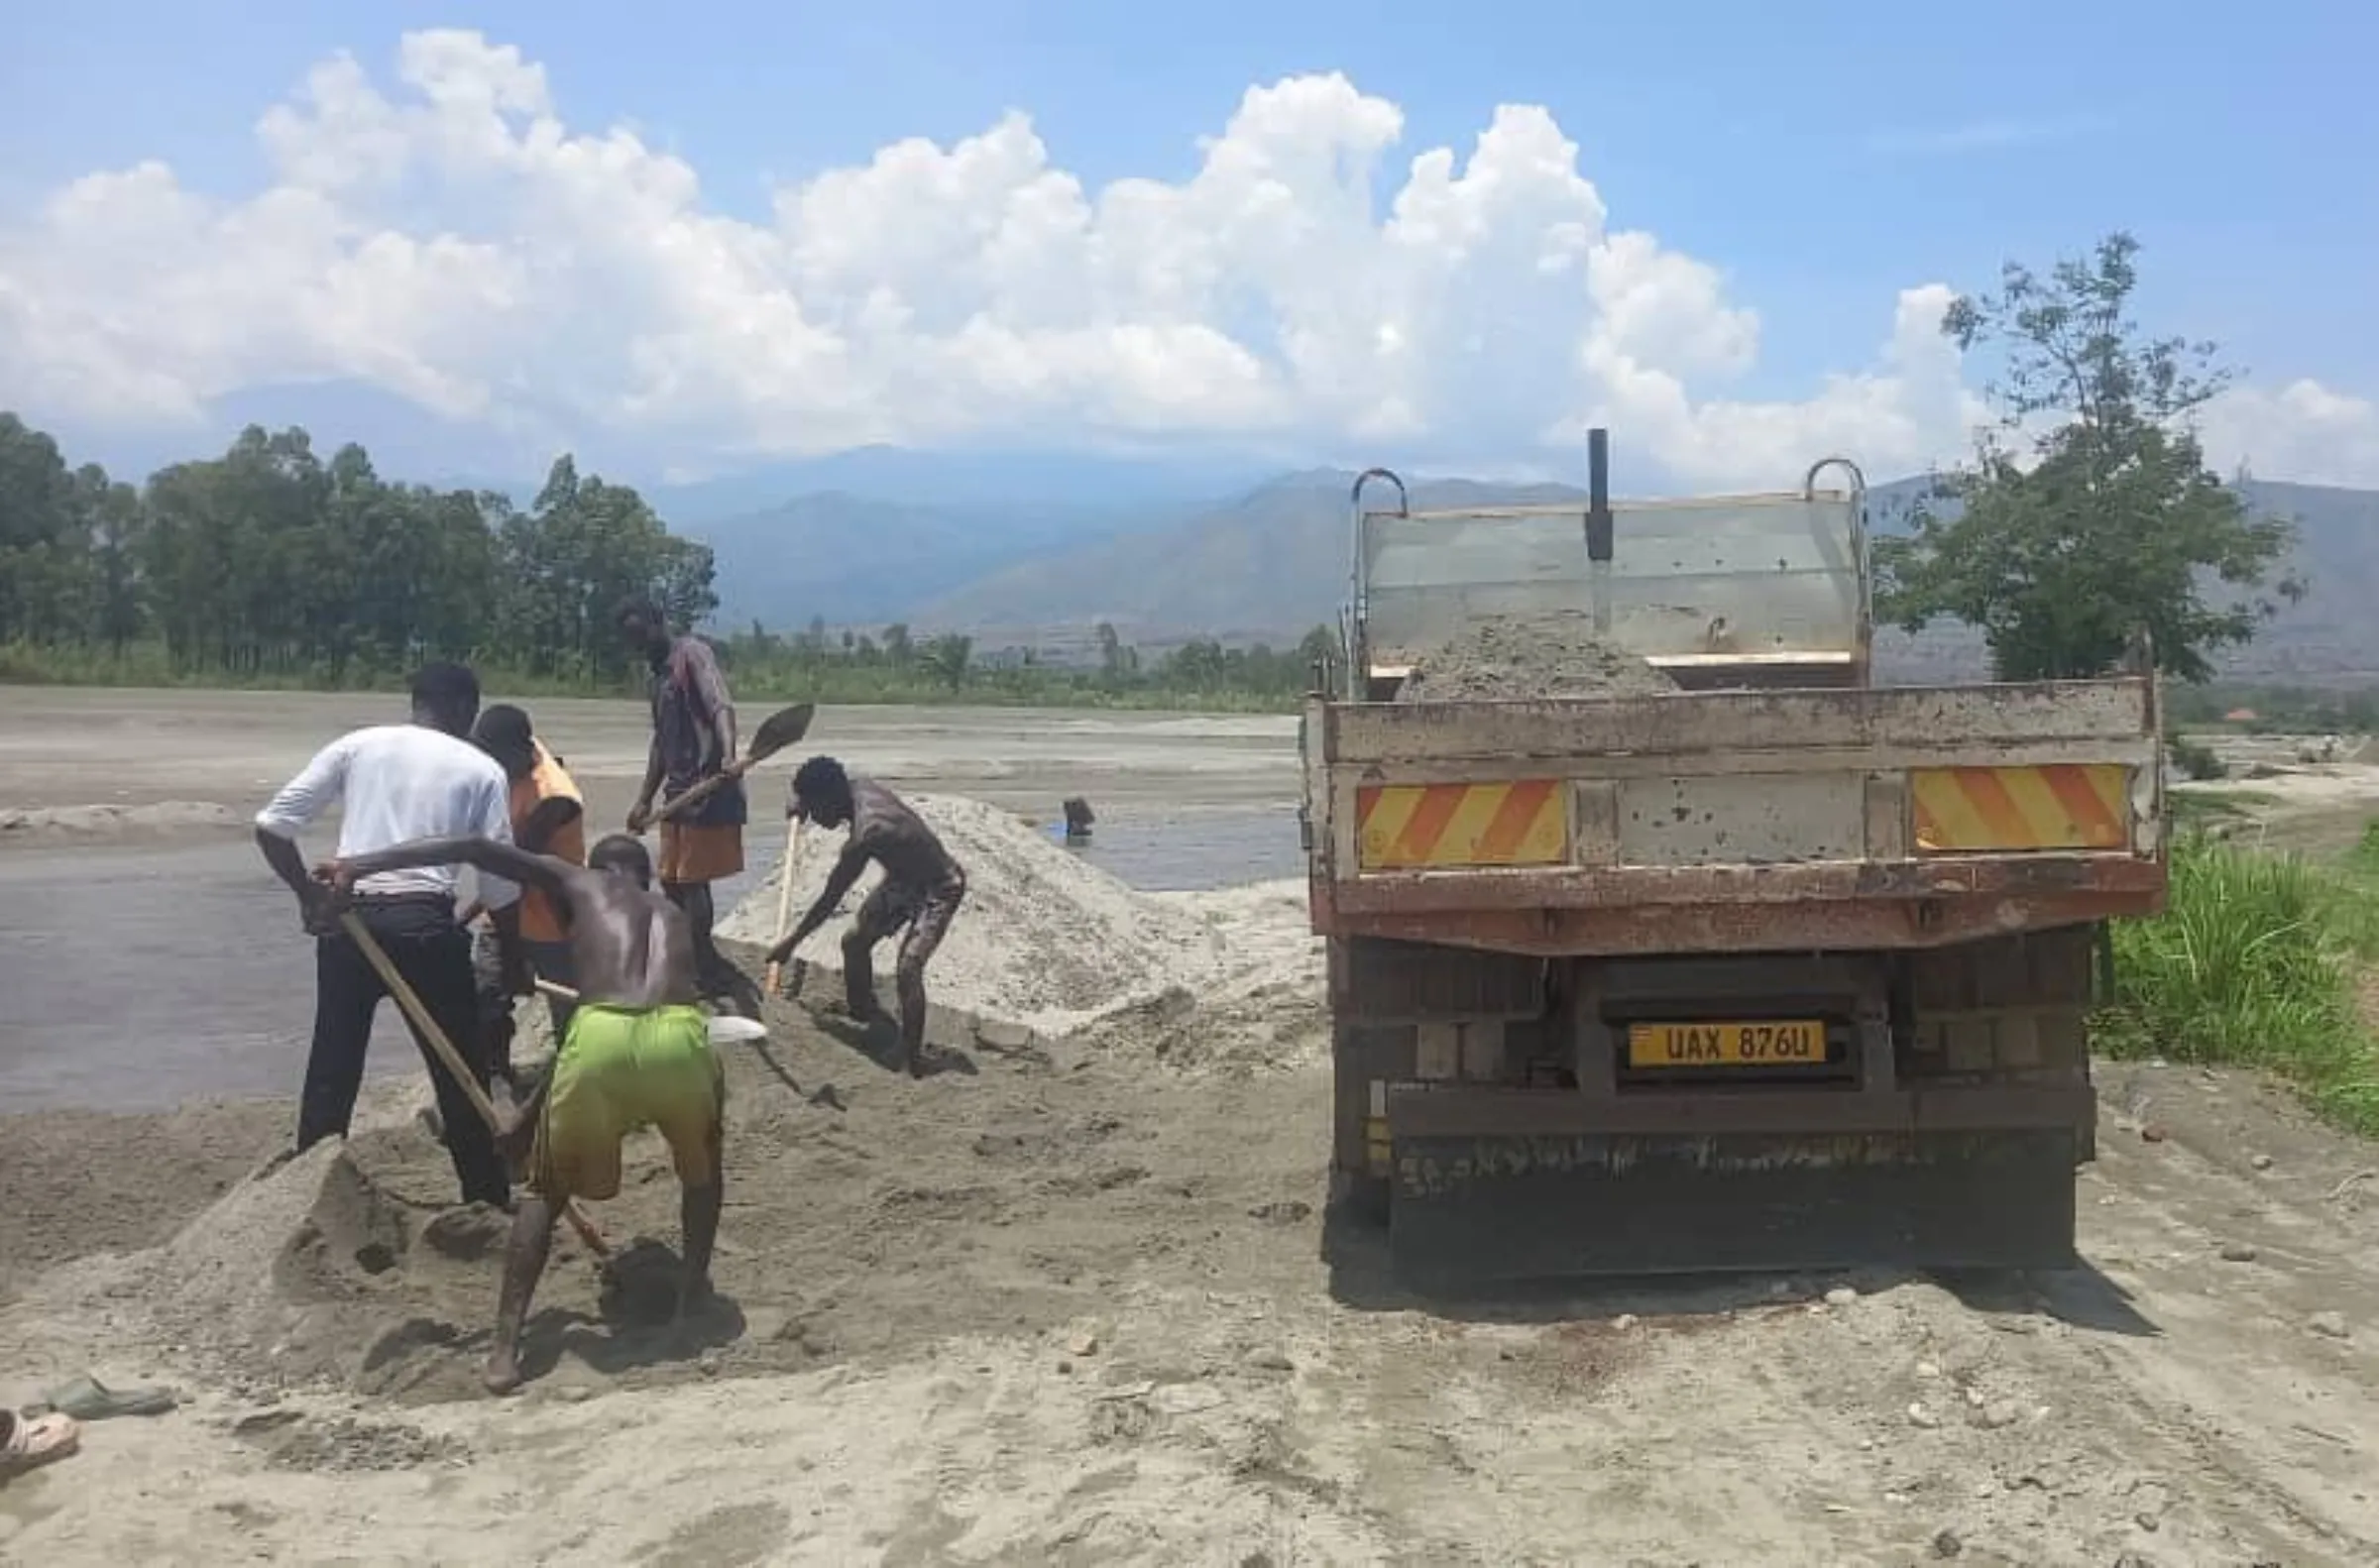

{"left": 2167, "top": 730, "right": 2379, "bottom": 858}
{"left": 4, "top": 1007, "right": 2379, "bottom": 1565}
{"left": 5, "top": 694, "right": 2379, "bottom": 1563}
{"left": 0, "top": 687, "right": 1301, "bottom": 839}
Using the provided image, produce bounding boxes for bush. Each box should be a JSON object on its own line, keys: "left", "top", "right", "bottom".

{"left": 2168, "top": 734, "right": 2226, "bottom": 781}
{"left": 2097, "top": 835, "right": 2379, "bottom": 1133}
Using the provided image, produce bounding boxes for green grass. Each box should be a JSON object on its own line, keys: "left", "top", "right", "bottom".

{"left": 2166, "top": 787, "right": 2280, "bottom": 831}
{"left": 0, "top": 639, "right": 1304, "bottom": 715}
{"left": 2097, "top": 833, "right": 2379, "bottom": 1134}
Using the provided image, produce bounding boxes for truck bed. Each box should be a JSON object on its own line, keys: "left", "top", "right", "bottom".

{"left": 1302, "top": 677, "right": 2165, "bottom": 956}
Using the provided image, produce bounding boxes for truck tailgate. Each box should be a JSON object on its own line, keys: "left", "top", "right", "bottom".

{"left": 1303, "top": 678, "right": 2164, "bottom": 954}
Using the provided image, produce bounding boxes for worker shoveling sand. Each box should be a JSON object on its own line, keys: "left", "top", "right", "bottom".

{"left": 0, "top": 797, "right": 1323, "bottom": 1406}
{"left": 1393, "top": 608, "right": 1678, "bottom": 702}
{"left": 719, "top": 792, "right": 1322, "bottom": 1069}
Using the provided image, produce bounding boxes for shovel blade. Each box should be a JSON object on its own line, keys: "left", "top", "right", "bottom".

{"left": 745, "top": 702, "right": 816, "bottom": 764}
{"left": 708, "top": 1015, "right": 770, "bottom": 1048}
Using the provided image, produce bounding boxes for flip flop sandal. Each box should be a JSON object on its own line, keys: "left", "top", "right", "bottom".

{"left": 31, "top": 1374, "right": 177, "bottom": 1422}
{"left": 0, "top": 1409, "right": 80, "bottom": 1477}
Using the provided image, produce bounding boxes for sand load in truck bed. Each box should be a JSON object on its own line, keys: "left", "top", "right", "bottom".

{"left": 1393, "top": 609, "right": 1677, "bottom": 703}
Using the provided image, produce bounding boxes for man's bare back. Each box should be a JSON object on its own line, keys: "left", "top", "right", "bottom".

{"left": 324, "top": 833, "right": 699, "bottom": 1009}
{"left": 842, "top": 778, "right": 963, "bottom": 893}
{"left": 768, "top": 757, "right": 969, "bottom": 1076}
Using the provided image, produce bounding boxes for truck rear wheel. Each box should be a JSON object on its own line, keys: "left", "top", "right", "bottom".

{"left": 1325, "top": 936, "right": 1547, "bottom": 1233}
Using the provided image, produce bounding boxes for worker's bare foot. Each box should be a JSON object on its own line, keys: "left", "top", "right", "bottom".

{"left": 482, "top": 1347, "right": 525, "bottom": 1397}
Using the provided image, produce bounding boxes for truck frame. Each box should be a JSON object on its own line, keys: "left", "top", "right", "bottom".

{"left": 1301, "top": 432, "right": 2167, "bottom": 1285}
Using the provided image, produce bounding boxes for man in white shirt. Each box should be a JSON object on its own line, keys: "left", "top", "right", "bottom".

{"left": 254, "top": 661, "right": 523, "bottom": 1208}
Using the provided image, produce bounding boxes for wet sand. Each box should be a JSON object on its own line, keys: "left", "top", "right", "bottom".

{"left": 0, "top": 688, "right": 1301, "bottom": 1112}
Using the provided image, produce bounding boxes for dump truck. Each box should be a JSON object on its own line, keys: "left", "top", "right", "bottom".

{"left": 1300, "top": 431, "right": 2168, "bottom": 1285}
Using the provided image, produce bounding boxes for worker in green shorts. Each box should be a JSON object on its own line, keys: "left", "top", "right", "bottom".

{"left": 317, "top": 830, "right": 724, "bottom": 1397}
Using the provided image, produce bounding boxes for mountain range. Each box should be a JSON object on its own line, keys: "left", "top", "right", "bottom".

{"left": 682, "top": 466, "right": 2379, "bottom": 681}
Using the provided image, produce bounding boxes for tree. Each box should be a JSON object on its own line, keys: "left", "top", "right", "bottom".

{"left": 493, "top": 454, "right": 710, "bottom": 680}
{"left": 925, "top": 632, "right": 972, "bottom": 690}
{"left": 1298, "top": 622, "right": 1343, "bottom": 687}
{"left": 0, "top": 416, "right": 87, "bottom": 646}
{"left": 82, "top": 466, "right": 147, "bottom": 653}
{"left": 1873, "top": 232, "right": 2301, "bottom": 683}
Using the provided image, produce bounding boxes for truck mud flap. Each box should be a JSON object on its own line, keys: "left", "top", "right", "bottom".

{"left": 1386, "top": 1127, "right": 2081, "bottom": 1288}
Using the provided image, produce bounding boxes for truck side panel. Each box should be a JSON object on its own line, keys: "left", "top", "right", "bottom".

{"left": 1322, "top": 680, "right": 2156, "bottom": 766}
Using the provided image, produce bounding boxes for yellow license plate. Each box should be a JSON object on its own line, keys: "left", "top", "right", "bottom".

{"left": 1627, "top": 1020, "right": 1827, "bottom": 1068}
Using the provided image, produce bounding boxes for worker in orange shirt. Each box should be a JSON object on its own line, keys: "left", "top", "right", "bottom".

{"left": 469, "top": 704, "right": 588, "bottom": 1084}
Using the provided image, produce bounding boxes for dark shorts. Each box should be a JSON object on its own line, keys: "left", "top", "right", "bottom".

{"left": 473, "top": 927, "right": 578, "bottom": 1050}
{"left": 852, "top": 874, "right": 966, "bottom": 968}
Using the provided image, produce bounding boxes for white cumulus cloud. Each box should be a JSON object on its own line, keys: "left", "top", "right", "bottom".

{"left": 0, "top": 28, "right": 2373, "bottom": 490}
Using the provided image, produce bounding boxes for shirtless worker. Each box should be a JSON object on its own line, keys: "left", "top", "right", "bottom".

{"left": 317, "top": 831, "right": 726, "bottom": 1397}
{"left": 764, "top": 756, "right": 967, "bottom": 1077}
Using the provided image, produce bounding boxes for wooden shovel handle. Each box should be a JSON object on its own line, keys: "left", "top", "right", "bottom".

{"left": 651, "top": 759, "right": 749, "bottom": 825}
{"left": 337, "top": 912, "right": 610, "bottom": 1259}
{"left": 761, "top": 817, "right": 804, "bottom": 994}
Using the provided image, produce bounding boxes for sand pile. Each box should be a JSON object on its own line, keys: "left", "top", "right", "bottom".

{"left": 11, "top": 1121, "right": 516, "bottom": 1402}
{"left": 1395, "top": 609, "right": 1677, "bottom": 702}
{"left": 719, "top": 793, "right": 1323, "bottom": 1066}
{"left": 6, "top": 1096, "right": 727, "bottom": 1406}
{"left": 1103, "top": 881, "right": 1331, "bottom": 1070}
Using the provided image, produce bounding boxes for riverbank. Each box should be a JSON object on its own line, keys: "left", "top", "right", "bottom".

{"left": 0, "top": 689, "right": 1303, "bottom": 1115}
{"left": 7, "top": 702, "right": 2379, "bottom": 1560}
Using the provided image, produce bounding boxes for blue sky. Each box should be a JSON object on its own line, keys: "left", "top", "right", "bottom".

{"left": 3, "top": 0, "right": 2373, "bottom": 489}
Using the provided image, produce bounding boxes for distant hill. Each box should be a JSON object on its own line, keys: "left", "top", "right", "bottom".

{"left": 818, "top": 468, "right": 2379, "bottom": 681}
{"left": 684, "top": 485, "right": 1230, "bottom": 630}
{"left": 653, "top": 444, "right": 1274, "bottom": 525}
{"left": 911, "top": 471, "right": 1593, "bottom": 643}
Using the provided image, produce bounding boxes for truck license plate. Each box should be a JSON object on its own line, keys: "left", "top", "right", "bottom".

{"left": 1627, "top": 1021, "right": 1826, "bottom": 1067}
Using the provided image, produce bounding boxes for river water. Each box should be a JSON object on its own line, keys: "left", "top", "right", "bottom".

{"left": 0, "top": 691, "right": 1303, "bottom": 1112}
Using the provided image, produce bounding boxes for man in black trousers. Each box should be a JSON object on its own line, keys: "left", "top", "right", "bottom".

{"left": 253, "top": 661, "right": 522, "bottom": 1207}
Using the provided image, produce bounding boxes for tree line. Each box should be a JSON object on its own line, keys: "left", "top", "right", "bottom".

{"left": 0, "top": 418, "right": 716, "bottom": 687}
{"left": 0, "top": 413, "right": 1344, "bottom": 709}
{"left": 705, "top": 616, "right": 1341, "bottom": 709}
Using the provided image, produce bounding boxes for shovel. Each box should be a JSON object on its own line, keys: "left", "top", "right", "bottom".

{"left": 650, "top": 702, "right": 816, "bottom": 825}
{"left": 761, "top": 817, "right": 805, "bottom": 995}
{"left": 338, "top": 912, "right": 610, "bottom": 1259}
